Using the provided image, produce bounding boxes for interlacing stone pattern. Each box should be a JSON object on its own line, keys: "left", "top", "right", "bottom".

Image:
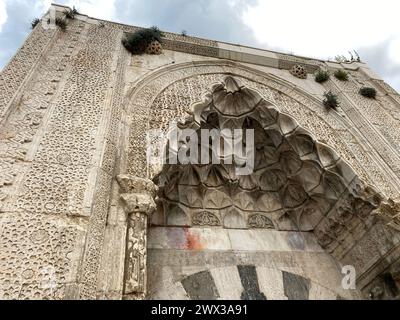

{"left": 0, "top": 213, "right": 82, "bottom": 300}
{"left": 0, "top": 19, "right": 126, "bottom": 300}
{"left": 323, "top": 74, "right": 400, "bottom": 180}
{"left": 0, "top": 19, "right": 89, "bottom": 300}
{"left": 0, "top": 25, "right": 56, "bottom": 120}
{"left": 145, "top": 41, "right": 162, "bottom": 55}
{"left": 289, "top": 65, "right": 308, "bottom": 79}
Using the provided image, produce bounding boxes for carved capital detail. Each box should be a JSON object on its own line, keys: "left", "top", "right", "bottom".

{"left": 117, "top": 174, "right": 157, "bottom": 197}
{"left": 120, "top": 193, "right": 156, "bottom": 216}
{"left": 117, "top": 174, "right": 157, "bottom": 217}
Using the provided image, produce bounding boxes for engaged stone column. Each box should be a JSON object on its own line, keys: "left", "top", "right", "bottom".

{"left": 117, "top": 175, "right": 157, "bottom": 300}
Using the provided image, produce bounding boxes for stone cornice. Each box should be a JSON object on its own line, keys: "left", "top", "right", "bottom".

{"left": 48, "top": 3, "right": 379, "bottom": 79}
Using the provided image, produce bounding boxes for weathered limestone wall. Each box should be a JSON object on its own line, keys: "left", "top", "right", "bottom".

{"left": 0, "top": 9, "right": 125, "bottom": 299}
{"left": 0, "top": 4, "right": 399, "bottom": 300}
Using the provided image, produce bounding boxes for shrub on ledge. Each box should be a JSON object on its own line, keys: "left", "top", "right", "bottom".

{"left": 64, "top": 6, "right": 79, "bottom": 19}
{"left": 55, "top": 17, "right": 67, "bottom": 31}
{"left": 359, "top": 87, "right": 377, "bottom": 99}
{"left": 31, "top": 18, "right": 40, "bottom": 29}
{"left": 122, "top": 26, "right": 164, "bottom": 55}
{"left": 314, "top": 70, "right": 330, "bottom": 83}
{"left": 47, "top": 17, "right": 67, "bottom": 31}
{"left": 323, "top": 91, "right": 340, "bottom": 109}
{"left": 334, "top": 69, "right": 349, "bottom": 81}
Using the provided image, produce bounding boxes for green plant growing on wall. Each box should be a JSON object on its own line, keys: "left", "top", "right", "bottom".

{"left": 334, "top": 69, "right": 349, "bottom": 81}
{"left": 354, "top": 50, "right": 361, "bottom": 62}
{"left": 56, "top": 17, "right": 67, "bottom": 31}
{"left": 323, "top": 91, "right": 340, "bottom": 109}
{"left": 335, "top": 55, "right": 348, "bottom": 63}
{"left": 334, "top": 50, "right": 361, "bottom": 63}
{"left": 359, "top": 87, "right": 377, "bottom": 99}
{"left": 64, "top": 6, "right": 79, "bottom": 19}
{"left": 48, "top": 17, "right": 67, "bottom": 31}
{"left": 181, "top": 30, "right": 188, "bottom": 37}
{"left": 31, "top": 18, "right": 40, "bottom": 29}
{"left": 314, "top": 70, "right": 330, "bottom": 83}
{"left": 122, "top": 26, "right": 164, "bottom": 54}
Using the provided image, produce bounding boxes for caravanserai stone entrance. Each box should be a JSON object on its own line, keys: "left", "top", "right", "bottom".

{"left": 0, "top": 4, "right": 400, "bottom": 300}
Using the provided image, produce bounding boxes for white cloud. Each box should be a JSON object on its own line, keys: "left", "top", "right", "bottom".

{"left": 388, "top": 38, "right": 400, "bottom": 64}
{"left": 242, "top": 0, "right": 400, "bottom": 90}
{"left": 243, "top": 0, "right": 400, "bottom": 60}
{"left": 0, "top": 0, "right": 7, "bottom": 33}
{"left": 35, "top": 0, "right": 53, "bottom": 13}
{"left": 65, "top": 0, "right": 117, "bottom": 21}
{"left": 0, "top": 0, "right": 398, "bottom": 91}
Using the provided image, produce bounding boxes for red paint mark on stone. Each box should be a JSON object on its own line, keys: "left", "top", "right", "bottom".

{"left": 166, "top": 227, "right": 187, "bottom": 249}
{"left": 184, "top": 228, "right": 203, "bottom": 250}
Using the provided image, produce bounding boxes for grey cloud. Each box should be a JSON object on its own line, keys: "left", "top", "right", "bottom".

{"left": 0, "top": 0, "right": 69, "bottom": 69}
{"left": 114, "top": 0, "right": 259, "bottom": 46}
{"left": 0, "top": 0, "right": 399, "bottom": 94}
{"left": 0, "top": 0, "right": 261, "bottom": 70}
{"left": 0, "top": 1, "right": 37, "bottom": 69}
{"left": 357, "top": 39, "right": 400, "bottom": 91}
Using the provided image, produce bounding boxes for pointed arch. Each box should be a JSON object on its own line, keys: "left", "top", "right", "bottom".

{"left": 153, "top": 76, "right": 387, "bottom": 260}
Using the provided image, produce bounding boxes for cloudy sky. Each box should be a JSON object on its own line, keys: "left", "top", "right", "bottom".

{"left": 0, "top": 0, "right": 399, "bottom": 91}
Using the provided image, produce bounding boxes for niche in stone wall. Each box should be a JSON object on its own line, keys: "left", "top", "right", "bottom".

{"left": 150, "top": 76, "right": 383, "bottom": 255}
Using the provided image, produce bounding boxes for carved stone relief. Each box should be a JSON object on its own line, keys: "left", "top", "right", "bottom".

{"left": 117, "top": 175, "right": 157, "bottom": 299}
{"left": 0, "top": 26, "right": 56, "bottom": 120}
{"left": 1, "top": 7, "right": 400, "bottom": 301}
{"left": 323, "top": 77, "right": 400, "bottom": 181}
{"left": 248, "top": 214, "right": 274, "bottom": 229}
{"left": 150, "top": 76, "right": 395, "bottom": 261}
{"left": 289, "top": 65, "right": 307, "bottom": 79}
{"left": 127, "top": 62, "right": 400, "bottom": 201}
{"left": 193, "top": 211, "right": 221, "bottom": 226}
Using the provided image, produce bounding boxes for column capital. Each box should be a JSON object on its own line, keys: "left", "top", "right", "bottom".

{"left": 117, "top": 174, "right": 157, "bottom": 216}
{"left": 120, "top": 193, "right": 156, "bottom": 216}
{"left": 117, "top": 174, "right": 157, "bottom": 197}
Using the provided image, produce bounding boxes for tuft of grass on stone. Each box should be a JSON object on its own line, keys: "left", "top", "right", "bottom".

{"left": 323, "top": 91, "right": 340, "bottom": 109}
{"left": 314, "top": 70, "right": 330, "bottom": 83}
{"left": 64, "top": 6, "right": 79, "bottom": 19}
{"left": 56, "top": 17, "right": 67, "bottom": 31}
{"left": 31, "top": 18, "right": 40, "bottom": 29}
{"left": 334, "top": 69, "right": 349, "bottom": 81}
{"left": 359, "top": 87, "right": 377, "bottom": 99}
{"left": 181, "top": 30, "right": 188, "bottom": 37}
{"left": 122, "top": 26, "right": 164, "bottom": 55}
{"left": 48, "top": 17, "right": 67, "bottom": 31}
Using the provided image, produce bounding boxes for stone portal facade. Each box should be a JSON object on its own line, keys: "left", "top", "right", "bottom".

{"left": 0, "top": 4, "right": 400, "bottom": 300}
